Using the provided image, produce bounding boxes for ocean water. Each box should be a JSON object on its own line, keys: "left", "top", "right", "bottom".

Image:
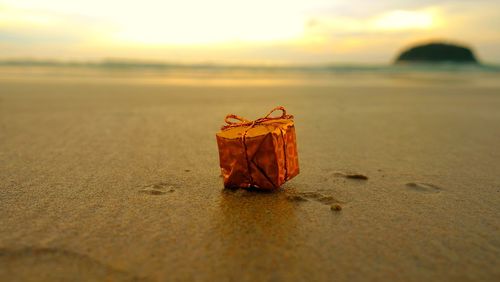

{"left": 0, "top": 60, "right": 499, "bottom": 87}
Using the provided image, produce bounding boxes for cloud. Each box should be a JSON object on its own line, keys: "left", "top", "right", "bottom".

{"left": 0, "top": 0, "right": 499, "bottom": 62}
{"left": 0, "top": 4, "right": 116, "bottom": 44}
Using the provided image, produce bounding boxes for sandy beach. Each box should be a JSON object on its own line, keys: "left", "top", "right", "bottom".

{"left": 0, "top": 69, "right": 499, "bottom": 281}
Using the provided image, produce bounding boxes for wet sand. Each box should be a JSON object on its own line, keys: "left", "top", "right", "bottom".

{"left": 0, "top": 73, "right": 499, "bottom": 281}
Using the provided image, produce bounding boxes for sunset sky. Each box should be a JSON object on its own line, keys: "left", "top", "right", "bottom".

{"left": 1, "top": 0, "right": 499, "bottom": 63}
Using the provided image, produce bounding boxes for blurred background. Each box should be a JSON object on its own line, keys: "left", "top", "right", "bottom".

{"left": 1, "top": 0, "right": 499, "bottom": 66}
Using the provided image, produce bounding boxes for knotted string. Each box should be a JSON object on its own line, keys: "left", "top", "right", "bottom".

{"left": 221, "top": 106, "right": 293, "bottom": 130}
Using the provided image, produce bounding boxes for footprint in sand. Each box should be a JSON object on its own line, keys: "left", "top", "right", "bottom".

{"left": 332, "top": 171, "right": 369, "bottom": 180}
{"left": 0, "top": 248, "right": 146, "bottom": 281}
{"left": 286, "top": 191, "right": 345, "bottom": 211}
{"left": 139, "top": 182, "right": 175, "bottom": 195}
{"left": 405, "top": 182, "right": 442, "bottom": 194}
{"left": 285, "top": 194, "right": 309, "bottom": 202}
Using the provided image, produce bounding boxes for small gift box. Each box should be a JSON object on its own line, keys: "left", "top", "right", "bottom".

{"left": 216, "top": 106, "right": 299, "bottom": 189}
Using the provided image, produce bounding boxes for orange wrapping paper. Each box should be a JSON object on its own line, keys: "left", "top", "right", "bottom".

{"left": 216, "top": 106, "right": 299, "bottom": 189}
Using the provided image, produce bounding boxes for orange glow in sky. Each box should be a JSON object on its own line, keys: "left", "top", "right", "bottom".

{"left": 0, "top": 0, "right": 499, "bottom": 63}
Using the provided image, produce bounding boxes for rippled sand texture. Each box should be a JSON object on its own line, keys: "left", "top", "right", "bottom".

{"left": 1, "top": 73, "right": 499, "bottom": 281}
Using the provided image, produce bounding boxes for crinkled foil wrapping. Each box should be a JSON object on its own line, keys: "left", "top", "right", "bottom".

{"left": 216, "top": 119, "right": 299, "bottom": 189}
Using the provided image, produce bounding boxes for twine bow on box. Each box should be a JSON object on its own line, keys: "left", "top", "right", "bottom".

{"left": 221, "top": 106, "right": 294, "bottom": 130}
{"left": 216, "top": 105, "right": 299, "bottom": 189}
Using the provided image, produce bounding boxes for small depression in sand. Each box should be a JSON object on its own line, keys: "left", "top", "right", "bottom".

{"left": 405, "top": 182, "right": 442, "bottom": 194}
{"left": 332, "top": 171, "right": 369, "bottom": 180}
{"left": 286, "top": 191, "right": 346, "bottom": 212}
{"left": 138, "top": 182, "right": 176, "bottom": 195}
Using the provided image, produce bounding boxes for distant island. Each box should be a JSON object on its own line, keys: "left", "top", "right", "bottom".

{"left": 395, "top": 42, "right": 478, "bottom": 64}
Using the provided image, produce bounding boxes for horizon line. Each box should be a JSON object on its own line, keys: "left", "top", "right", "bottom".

{"left": 1, "top": 58, "right": 499, "bottom": 68}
